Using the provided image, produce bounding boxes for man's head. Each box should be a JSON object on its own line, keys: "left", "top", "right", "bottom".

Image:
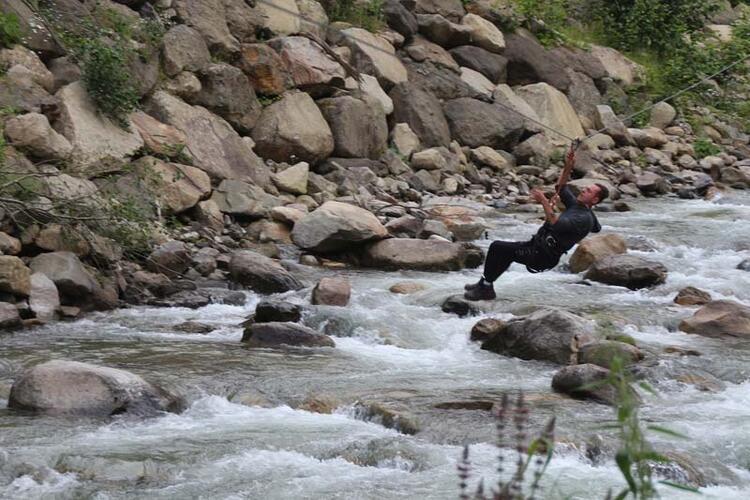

{"left": 577, "top": 183, "right": 609, "bottom": 206}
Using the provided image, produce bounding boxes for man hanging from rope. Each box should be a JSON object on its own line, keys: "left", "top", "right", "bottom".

{"left": 464, "top": 141, "right": 609, "bottom": 301}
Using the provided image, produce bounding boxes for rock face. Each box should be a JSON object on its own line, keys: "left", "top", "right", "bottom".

{"left": 481, "top": 308, "right": 596, "bottom": 364}
{"left": 551, "top": 364, "right": 615, "bottom": 404}
{"left": 312, "top": 277, "right": 351, "bottom": 306}
{"left": 54, "top": 82, "right": 144, "bottom": 168}
{"left": 569, "top": 234, "right": 627, "bottom": 273}
{"left": 145, "top": 91, "right": 269, "bottom": 187}
{"left": 291, "top": 201, "right": 388, "bottom": 253}
{"left": 8, "top": 360, "right": 182, "bottom": 415}
{"left": 252, "top": 92, "right": 334, "bottom": 164}
{"left": 318, "top": 94, "right": 388, "bottom": 159}
{"left": 584, "top": 254, "right": 667, "bottom": 290}
{"left": 362, "top": 239, "right": 482, "bottom": 271}
{"left": 229, "top": 250, "right": 304, "bottom": 293}
{"left": 679, "top": 300, "right": 750, "bottom": 338}
{"left": 443, "top": 98, "right": 524, "bottom": 149}
{"left": 242, "top": 322, "right": 335, "bottom": 347}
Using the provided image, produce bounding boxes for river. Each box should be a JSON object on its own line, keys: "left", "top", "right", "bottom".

{"left": 1, "top": 193, "right": 749, "bottom": 499}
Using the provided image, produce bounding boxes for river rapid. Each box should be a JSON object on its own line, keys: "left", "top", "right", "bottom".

{"left": 1, "top": 193, "right": 750, "bottom": 499}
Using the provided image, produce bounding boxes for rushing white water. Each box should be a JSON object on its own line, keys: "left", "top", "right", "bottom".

{"left": 1, "top": 193, "right": 750, "bottom": 499}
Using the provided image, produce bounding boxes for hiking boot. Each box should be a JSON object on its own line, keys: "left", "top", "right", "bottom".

{"left": 463, "top": 284, "right": 496, "bottom": 301}
{"left": 464, "top": 278, "right": 484, "bottom": 291}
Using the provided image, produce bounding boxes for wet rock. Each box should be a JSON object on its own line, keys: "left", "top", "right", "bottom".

{"left": 0, "top": 256, "right": 31, "bottom": 297}
{"left": 291, "top": 201, "right": 388, "bottom": 253}
{"left": 148, "top": 290, "right": 210, "bottom": 309}
{"left": 675, "top": 373, "right": 726, "bottom": 393}
{"left": 8, "top": 360, "right": 183, "bottom": 416}
{"left": 146, "top": 241, "right": 191, "bottom": 279}
{"left": 362, "top": 239, "right": 482, "bottom": 271}
{"left": 353, "top": 401, "right": 419, "bottom": 435}
{"left": 229, "top": 250, "right": 304, "bottom": 294}
{"left": 441, "top": 295, "right": 478, "bottom": 317}
{"left": 470, "top": 318, "right": 505, "bottom": 342}
{"left": 433, "top": 400, "right": 494, "bottom": 411}
{"left": 551, "top": 364, "right": 615, "bottom": 405}
{"left": 242, "top": 322, "right": 335, "bottom": 348}
{"left": 737, "top": 258, "right": 750, "bottom": 271}
{"left": 312, "top": 277, "right": 351, "bottom": 306}
{"left": 0, "top": 302, "right": 22, "bottom": 330}
{"left": 389, "top": 281, "right": 428, "bottom": 294}
{"left": 569, "top": 234, "right": 627, "bottom": 273}
{"left": 297, "top": 394, "right": 340, "bottom": 414}
{"left": 584, "top": 254, "right": 667, "bottom": 290}
{"left": 29, "top": 273, "right": 59, "bottom": 322}
{"left": 674, "top": 287, "right": 712, "bottom": 306}
{"left": 578, "top": 340, "right": 643, "bottom": 368}
{"left": 252, "top": 299, "right": 303, "bottom": 324}
{"left": 481, "top": 308, "right": 596, "bottom": 364}
{"left": 678, "top": 300, "right": 750, "bottom": 338}
{"left": 174, "top": 321, "right": 215, "bottom": 334}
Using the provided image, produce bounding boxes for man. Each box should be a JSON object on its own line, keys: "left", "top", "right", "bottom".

{"left": 464, "top": 145, "right": 609, "bottom": 301}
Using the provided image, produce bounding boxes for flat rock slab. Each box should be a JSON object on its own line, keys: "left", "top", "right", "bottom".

{"left": 8, "top": 360, "right": 183, "bottom": 416}
{"left": 242, "top": 322, "right": 335, "bottom": 348}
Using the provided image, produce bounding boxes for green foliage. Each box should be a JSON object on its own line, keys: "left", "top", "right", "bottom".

{"left": 325, "top": 0, "right": 385, "bottom": 32}
{"left": 693, "top": 138, "right": 722, "bottom": 158}
{"left": 0, "top": 12, "right": 22, "bottom": 48}
{"left": 78, "top": 38, "right": 139, "bottom": 128}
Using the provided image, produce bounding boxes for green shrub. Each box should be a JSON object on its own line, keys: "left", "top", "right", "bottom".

{"left": 0, "top": 12, "right": 22, "bottom": 48}
{"left": 324, "top": 0, "right": 385, "bottom": 32}
{"left": 693, "top": 138, "right": 722, "bottom": 158}
{"left": 78, "top": 38, "right": 139, "bottom": 128}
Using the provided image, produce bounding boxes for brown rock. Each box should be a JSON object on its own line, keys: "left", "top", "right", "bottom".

{"left": 674, "top": 287, "right": 712, "bottom": 306}
{"left": 0, "top": 256, "right": 31, "bottom": 297}
{"left": 389, "top": 281, "right": 428, "bottom": 294}
{"left": 0, "top": 232, "right": 22, "bottom": 255}
{"left": 470, "top": 318, "right": 504, "bottom": 342}
{"left": 312, "top": 277, "right": 351, "bottom": 306}
{"left": 237, "top": 43, "right": 290, "bottom": 95}
{"left": 679, "top": 300, "right": 750, "bottom": 338}
{"left": 569, "top": 234, "right": 627, "bottom": 273}
{"left": 0, "top": 302, "right": 22, "bottom": 330}
{"left": 130, "top": 112, "right": 187, "bottom": 158}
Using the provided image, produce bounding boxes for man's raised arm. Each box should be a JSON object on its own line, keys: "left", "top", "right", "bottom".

{"left": 555, "top": 141, "right": 579, "bottom": 193}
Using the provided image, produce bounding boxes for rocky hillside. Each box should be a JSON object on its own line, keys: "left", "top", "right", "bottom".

{"left": 0, "top": 0, "right": 748, "bottom": 329}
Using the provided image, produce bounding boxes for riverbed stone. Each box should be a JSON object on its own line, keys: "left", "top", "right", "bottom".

{"left": 362, "top": 239, "right": 482, "bottom": 271}
{"left": 470, "top": 318, "right": 505, "bottom": 342}
{"left": 252, "top": 299, "right": 303, "bottom": 323}
{"left": 29, "top": 272, "right": 59, "bottom": 322}
{"left": 674, "top": 287, "right": 712, "bottom": 306}
{"left": 578, "top": 340, "right": 643, "bottom": 368}
{"left": 551, "top": 364, "right": 615, "bottom": 404}
{"left": 291, "top": 201, "right": 388, "bottom": 253}
{"left": 354, "top": 401, "right": 419, "bottom": 434}
{"left": 389, "top": 281, "right": 428, "bottom": 294}
{"left": 229, "top": 250, "right": 304, "bottom": 293}
{"left": 584, "top": 254, "right": 667, "bottom": 290}
{"left": 482, "top": 308, "right": 596, "bottom": 364}
{"left": 569, "top": 234, "right": 627, "bottom": 273}
{"left": 0, "top": 256, "right": 31, "bottom": 297}
{"left": 679, "top": 300, "right": 750, "bottom": 338}
{"left": 146, "top": 241, "right": 191, "bottom": 279}
{"left": 312, "top": 277, "right": 351, "bottom": 306}
{"left": 242, "top": 321, "right": 335, "bottom": 347}
{"left": 0, "top": 302, "right": 21, "bottom": 330}
{"left": 441, "top": 295, "right": 478, "bottom": 317}
{"left": 8, "top": 360, "right": 183, "bottom": 415}
{"left": 737, "top": 258, "right": 750, "bottom": 271}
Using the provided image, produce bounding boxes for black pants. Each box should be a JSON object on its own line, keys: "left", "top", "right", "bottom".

{"left": 482, "top": 239, "right": 560, "bottom": 283}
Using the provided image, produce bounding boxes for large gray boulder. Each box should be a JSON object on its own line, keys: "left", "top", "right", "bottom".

{"left": 29, "top": 252, "right": 98, "bottom": 298}
{"left": 594, "top": 105, "right": 634, "bottom": 146}
{"left": 585, "top": 254, "right": 667, "bottom": 290}
{"left": 242, "top": 322, "right": 335, "bottom": 348}
{"left": 146, "top": 240, "right": 191, "bottom": 279}
{"left": 449, "top": 45, "right": 507, "bottom": 83}
{"left": 578, "top": 340, "right": 643, "bottom": 368}
{"left": 8, "top": 360, "right": 183, "bottom": 415}
{"left": 4, "top": 112, "right": 72, "bottom": 161}
{"left": 229, "top": 250, "right": 304, "bottom": 293}
{"left": 504, "top": 33, "right": 571, "bottom": 91}
{"left": 414, "top": 0, "right": 465, "bottom": 21}
{"left": 54, "top": 82, "right": 144, "bottom": 168}
{"left": 679, "top": 300, "right": 750, "bottom": 338}
{"left": 132, "top": 157, "right": 211, "bottom": 215}
{"left": 237, "top": 43, "right": 291, "bottom": 96}
{"left": 481, "top": 308, "right": 597, "bottom": 364}
{"left": 191, "top": 63, "right": 262, "bottom": 134}
{"left": 341, "top": 28, "right": 408, "bottom": 89}
{"left": 145, "top": 91, "right": 269, "bottom": 187}
{"left": 256, "top": 0, "right": 300, "bottom": 35}
{"left": 268, "top": 36, "right": 346, "bottom": 93}
{"left": 443, "top": 98, "right": 524, "bottom": 149}
{"left": 383, "top": 0, "right": 419, "bottom": 38}
{"left": 0, "top": 65, "right": 58, "bottom": 113}
{"left": 390, "top": 82, "right": 451, "bottom": 147}
{"left": 29, "top": 272, "right": 60, "bottom": 322}
{"left": 0, "top": 302, "right": 21, "bottom": 330}
{"left": 317, "top": 94, "right": 388, "bottom": 159}
{"left": 252, "top": 92, "right": 334, "bottom": 164}
{"left": 174, "top": 0, "right": 239, "bottom": 55}
{"left": 210, "top": 179, "right": 282, "bottom": 219}
{"left": 361, "top": 238, "right": 483, "bottom": 271}
{"left": 404, "top": 60, "right": 485, "bottom": 101}
{"left": 552, "top": 364, "right": 615, "bottom": 404}
{"left": 291, "top": 201, "right": 388, "bottom": 253}
{"left": 516, "top": 83, "right": 584, "bottom": 143}
{"left": 416, "top": 13, "right": 473, "bottom": 48}
{"left": 161, "top": 24, "right": 211, "bottom": 77}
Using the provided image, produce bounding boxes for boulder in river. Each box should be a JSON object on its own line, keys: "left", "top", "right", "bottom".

{"left": 441, "top": 295, "right": 479, "bottom": 317}
{"left": 353, "top": 401, "right": 420, "bottom": 435}
{"left": 678, "top": 300, "right": 750, "bottom": 338}
{"left": 291, "top": 201, "right": 388, "bottom": 253}
{"left": 248, "top": 300, "right": 303, "bottom": 324}
{"left": 8, "top": 360, "right": 183, "bottom": 416}
{"left": 737, "top": 258, "right": 750, "bottom": 271}
{"left": 674, "top": 286, "right": 712, "bottom": 306}
{"left": 551, "top": 364, "right": 616, "bottom": 405}
{"left": 0, "top": 302, "right": 22, "bottom": 330}
{"left": 229, "top": 250, "right": 304, "bottom": 294}
{"left": 312, "top": 277, "right": 351, "bottom": 306}
{"left": 470, "top": 318, "right": 505, "bottom": 342}
{"left": 242, "top": 322, "right": 335, "bottom": 348}
{"left": 481, "top": 308, "right": 596, "bottom": 364}
{"left": 362, "top": 239, "right": 483, "bottom": 271}
{"left": 568, "top": 234, "right": 627, "bottom": 273}
{"left": 389, "top": 281, "right": 428, "bottom": 294}
{"left": 578, "top": 340, "right": 643, "bottom": 368}
{"left": 584, "top": 254, "right": 667, "bottom": 289}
